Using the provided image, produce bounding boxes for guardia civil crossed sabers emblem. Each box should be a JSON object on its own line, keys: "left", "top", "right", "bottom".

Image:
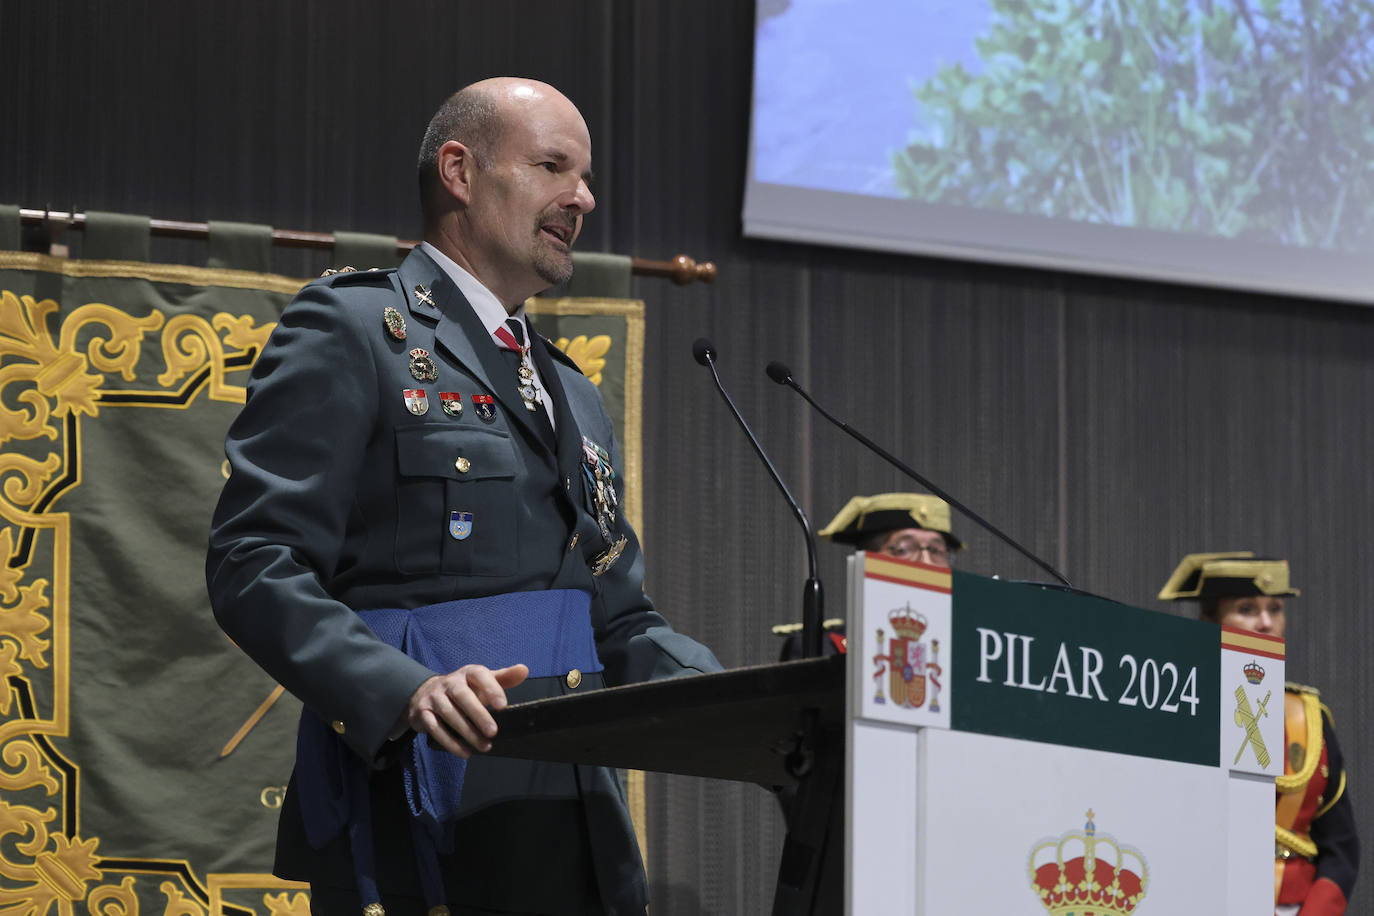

{"left": 1217, "top": 623, "right": 1285, "bottom": 779}
{"left": 1232, "top": 659, "right": 1271, "bottom": 768}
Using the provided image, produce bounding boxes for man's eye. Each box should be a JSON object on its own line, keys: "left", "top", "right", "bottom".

{"left": 540, "top": 162, "right": 558, "bottom": 172}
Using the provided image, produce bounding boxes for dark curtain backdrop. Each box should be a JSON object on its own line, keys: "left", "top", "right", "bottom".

{"left": 4, "top": 2, "right": 1370, "bottom": 913}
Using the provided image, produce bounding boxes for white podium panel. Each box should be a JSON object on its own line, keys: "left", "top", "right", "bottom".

{"left": 1228, "top": 773, "right": 1279, "bottom": 916}
{"left": 841, "top": 558, "right": 1282, "bottom": 916}
{"left": 845, "top": 721, "right": 919, "bottom": 915}
{"left": 914, "top": 728, "right": 1225, "bottom": 914}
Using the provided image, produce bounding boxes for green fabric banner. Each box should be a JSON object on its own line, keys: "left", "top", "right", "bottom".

{"left": 330, "top": 232, "right": 403, "bottom": 272}
{"left": 0, "top": 251, "right": 644, "bottom": 916}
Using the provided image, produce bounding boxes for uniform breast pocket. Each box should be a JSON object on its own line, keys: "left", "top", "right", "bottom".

{"left": 394, "top": 425, "right": 519, "bottom": 577}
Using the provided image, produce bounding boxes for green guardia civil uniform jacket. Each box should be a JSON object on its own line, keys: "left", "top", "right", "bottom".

{"left": 206, "top": 247, "right": 721, "bottom": 915}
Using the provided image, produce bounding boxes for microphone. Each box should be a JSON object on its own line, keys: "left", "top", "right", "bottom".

{"left": 765, "top": 360, "right": 1074, "bottom": 589}
{"left": 694, "top": 340, "right": 825, "bottom": 659}
{"left": 691, "top": 338, "right": 716, "bottom": 366}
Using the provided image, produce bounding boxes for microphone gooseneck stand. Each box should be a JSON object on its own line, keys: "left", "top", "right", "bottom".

{"left": 694, "top": 340, "right": 824, "bottom": 661}
{"left": 765, "top": 360, "right": 1075, "bottom": 590}
{"left": 692, "top": 339, "right": 836, "bottom": 915}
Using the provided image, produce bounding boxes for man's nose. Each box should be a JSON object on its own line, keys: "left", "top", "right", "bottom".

{"left": 569, "top": 179, "right": 595, "bottom": 214}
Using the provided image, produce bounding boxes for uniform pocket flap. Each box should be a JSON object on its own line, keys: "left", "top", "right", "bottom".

{"left": 395, "top": 425, "right": 517, "bottom": 481}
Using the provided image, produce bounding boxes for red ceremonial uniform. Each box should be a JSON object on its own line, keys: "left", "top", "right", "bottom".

{"left": 1275, "top": 684, "right": 1359, "bottom": 915}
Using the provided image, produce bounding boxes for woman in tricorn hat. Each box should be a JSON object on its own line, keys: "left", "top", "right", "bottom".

{"left": 1160, "top": 552, "right": 1359, "bottom": 915}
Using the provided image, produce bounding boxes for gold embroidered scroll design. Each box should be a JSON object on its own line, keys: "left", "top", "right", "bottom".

{"left": 0, "top": 287, "right": 275, "bottom": 914}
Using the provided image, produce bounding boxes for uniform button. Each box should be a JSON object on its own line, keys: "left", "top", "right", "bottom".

{"left": 566, "top": 668, "right": 583, "bottom": 689}
{"left": 455, "top": 457, "right": 471, "bottom": 473}
{"left": 331, "top": 720, "right": 346, "bottom": 735}
{"left": 568, "top": 533, "right": 579, "bottom": 551}
{"left": 428, "top": 907, "right": 451, "bottom": 916}
{"left": 565, "top": 476, "right": 571, "bottom": 490}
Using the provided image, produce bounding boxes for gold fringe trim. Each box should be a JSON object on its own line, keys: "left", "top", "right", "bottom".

{"left": 0, "top": 250, "right": 310, "bottom": 293}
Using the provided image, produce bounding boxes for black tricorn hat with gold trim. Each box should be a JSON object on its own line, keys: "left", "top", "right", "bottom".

{"left": 817, "top": 492, "right": 963, "bottom": 551}
{"left": 1157, "top": 552, "right": 1298, "bottom": 601}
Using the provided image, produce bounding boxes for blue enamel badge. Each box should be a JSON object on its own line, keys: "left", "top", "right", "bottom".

{"left": 449, "top": 511, "right": 473, "bottom": 540}
{"left": 472, "top": 394, "right": 497, "bottom": 423}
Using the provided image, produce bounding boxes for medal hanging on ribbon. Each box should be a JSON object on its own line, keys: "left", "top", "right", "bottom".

{"left": 494, "top": 324, "right": 543, "bottom": 413}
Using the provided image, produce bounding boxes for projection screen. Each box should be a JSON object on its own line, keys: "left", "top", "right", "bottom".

{"left": 743, "top": 0, "right": 1374, "bottom": 304}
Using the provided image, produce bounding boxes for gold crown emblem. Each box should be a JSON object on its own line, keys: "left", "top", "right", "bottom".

{"left": 888, "top": 605, "right": 928, "bottom": 640}
{"left": 1243, "top": 660, "right": 1265, "bottom": 684}
{"left": 1029, "top": 810, "right": 1148, "bottom": 916}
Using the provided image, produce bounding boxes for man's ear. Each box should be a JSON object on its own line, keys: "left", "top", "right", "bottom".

{"left": 436, "top": 139, "right": 476, "bottom": 206}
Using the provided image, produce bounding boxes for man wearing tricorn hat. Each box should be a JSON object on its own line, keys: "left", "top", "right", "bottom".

{"left": 818, "top": 491, "right": 963, "bottom": 564}
{"left": 1159, "top": 552, "right": 1359, "bottom": 915}
{"left": 776, "top": 492, "right": 962, "bottom": 659}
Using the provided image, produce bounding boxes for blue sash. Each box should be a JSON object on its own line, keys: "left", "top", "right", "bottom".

{"left": 295, "top": 589, "right": 601, "bottom": 910}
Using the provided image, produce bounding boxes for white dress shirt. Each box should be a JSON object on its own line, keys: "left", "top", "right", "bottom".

{"left": 420, "top": 242, "right": 556, "bottom": 430}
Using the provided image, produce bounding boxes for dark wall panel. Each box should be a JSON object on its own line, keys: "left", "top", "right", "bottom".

{"left": 4, "top": 1, "right": 1370, "bottom": 913}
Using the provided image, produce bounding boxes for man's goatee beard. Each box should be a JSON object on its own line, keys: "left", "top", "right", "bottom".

{"left": 536, "top": 254, "right": 574, "bottom": 287}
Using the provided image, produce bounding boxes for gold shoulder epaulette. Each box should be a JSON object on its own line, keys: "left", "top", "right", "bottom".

{"left": 771, "top": 618, "right": 845, "bottom": 636}
{"left": 1285, "top": 681, "right": 1321, "bottom": 696}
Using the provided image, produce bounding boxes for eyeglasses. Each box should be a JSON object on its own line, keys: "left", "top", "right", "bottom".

{"left": 883, "top": 539, "right": 950, "bottom": 565}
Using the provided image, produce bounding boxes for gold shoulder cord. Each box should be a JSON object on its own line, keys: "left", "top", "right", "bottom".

{"left": 1269, "top": 692, "right": 1335, "bottom": 862}
{"left": 1276, "top": 825, "right": 1319, "bottom": 859}
{"left": 1274, "top": 690, "right": 1325, "bottom": 859}
{"left": 1276, "top": 690, "right": 1323, "bottom": 793}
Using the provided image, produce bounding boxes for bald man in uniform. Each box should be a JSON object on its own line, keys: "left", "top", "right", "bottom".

{"left": 208, "top": 78, "right": 720, "bottom": 916}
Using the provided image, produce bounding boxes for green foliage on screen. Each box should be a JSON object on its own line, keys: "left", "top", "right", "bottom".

{"left": 894, "top": 0, "right": 1374, "bottom": 251}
